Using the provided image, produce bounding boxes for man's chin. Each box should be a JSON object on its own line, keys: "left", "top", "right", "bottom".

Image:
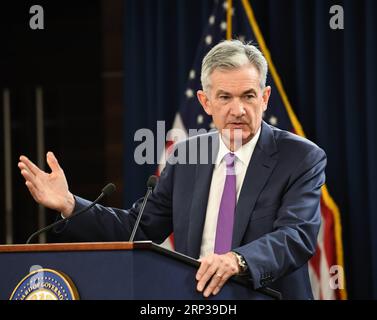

{"left": 220, "top": 130, "right": 252, "bottom": 149}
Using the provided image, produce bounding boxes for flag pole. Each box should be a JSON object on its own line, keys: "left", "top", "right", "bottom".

{"left": 226, "top": 0, "right": 233, "bottom": 40}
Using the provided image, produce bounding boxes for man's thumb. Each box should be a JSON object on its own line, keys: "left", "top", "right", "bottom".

{"left": 46, "top": 151, "right": 61, "bottom": 172}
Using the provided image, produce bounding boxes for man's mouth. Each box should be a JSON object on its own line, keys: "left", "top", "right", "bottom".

{"left": 228, "top": 122, "right": 246, "bottom": 127}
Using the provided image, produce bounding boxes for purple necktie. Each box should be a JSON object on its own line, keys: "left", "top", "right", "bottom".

{"left": 214, "top": 152, "right": 236, "bottom": 254}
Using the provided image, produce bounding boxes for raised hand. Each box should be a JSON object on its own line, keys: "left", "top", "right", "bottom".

{"left": 18, "top": 151, "right": 75, "bottom": 217}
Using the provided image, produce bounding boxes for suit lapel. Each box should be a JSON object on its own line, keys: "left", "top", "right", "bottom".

{"left": 186, "top": 133, "right": 219, "bottom": 258}
{"left": 232, "top": 122, "right": 279, "bottom": 248}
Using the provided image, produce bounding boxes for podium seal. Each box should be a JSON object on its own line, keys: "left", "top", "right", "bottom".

{"left": 10, "top": 268, "right": 79, "bottom": 300}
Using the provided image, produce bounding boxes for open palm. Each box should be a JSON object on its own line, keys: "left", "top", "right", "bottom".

{"left": 18, "top": 152, "right": 75, "bottom": 216}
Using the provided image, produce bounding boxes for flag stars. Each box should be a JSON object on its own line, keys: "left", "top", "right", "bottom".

{"left": 269, "top": 116, "right": 278, "bottom": 126}
{"left": 185, "top": 88, "right": 194, "bottom": 98}
{"left": 197, "top": 114, "right": 204, "bottom": 124}
{"left": 189, "top": 70, "right": 196, "bottom": 80}
{"left": 222, "top": 2, "right": 235, "bottom": 15}
{"left": 209, "top": 15, "right": 216, "bottom": 25}
{"left": 210, "top": 121, "right": 216, "bottom": 129}
{"left": 205, "top": 35, "right": 213, "bottom": 45}
{"left": 220, "top": 21, "right": 227, "bottom": 31}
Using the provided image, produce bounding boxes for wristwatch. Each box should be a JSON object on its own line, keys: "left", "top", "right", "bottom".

{"left": 232, "top": 252, "right": 248, "bottom": 274}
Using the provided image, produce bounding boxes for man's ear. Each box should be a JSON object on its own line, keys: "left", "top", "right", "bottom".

{"left": 262, "top": 86, "right": 271, "bottom": 111}
{"left": 197, "top": 90, "right": 212, "bottom": 116}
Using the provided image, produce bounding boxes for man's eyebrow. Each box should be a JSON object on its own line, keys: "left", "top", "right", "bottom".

{"left": 215, "top": 89, "right": 231, "bottom": 96}
{"left": 215, "top": 89, "right": 257, "bottom": 96}
{"left": 242, "top": 89, "right": 257, "bottom": 95}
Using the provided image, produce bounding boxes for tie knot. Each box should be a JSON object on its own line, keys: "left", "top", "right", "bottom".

{"left": 224, "top": 152, "right": 235, "bottom": 166}
{"left": 224, "top": 153, "right": 235, "bottom": 174}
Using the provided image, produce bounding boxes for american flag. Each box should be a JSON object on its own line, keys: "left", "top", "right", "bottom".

{"left": 158, "top": 0, "right": 346, "bottom": 300}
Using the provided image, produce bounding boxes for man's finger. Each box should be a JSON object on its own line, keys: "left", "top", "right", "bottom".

{"left": 20, "top": 165, "right": 47, "bottom": 192}
{"left": 25, "top": 181, "right": 40, "bottom": 203}
{"left": 197, "top": 264, "right": 218, "bottom": 292}
{"left": 20, "top": 168, "right": 37, "bottom": 185}
{"left": 18, "top": 162, "right": 31, "bottom": 175}
{"left": 19, "top": 155, "right": 41, "bottom": 176}
{"left": 211, "top": 272, "right": 232, "bottom": 296}
{"left": 46, "top": 151, "right": 61, "bottom": 173}
{"left": 203, "top": 272, "right": 223, "bottom": 297}
{"left": 196, "top": 257, "right": 211, "bottom": 281}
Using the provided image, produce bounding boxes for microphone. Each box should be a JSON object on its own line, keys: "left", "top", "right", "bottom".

{"left": 129, "top": 175, "right": 158, "bottom": 242}
{"left": 26, "top": 183, "right": 116, "bottom": 244}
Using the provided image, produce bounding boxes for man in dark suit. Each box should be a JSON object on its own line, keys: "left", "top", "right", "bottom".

{"left": 18, "top": 40, "right": 326, "bottom": 299}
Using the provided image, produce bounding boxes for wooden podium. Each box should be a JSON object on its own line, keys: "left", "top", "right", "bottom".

{"left": 0, "top": 241, "right": 281, "bottom": 300}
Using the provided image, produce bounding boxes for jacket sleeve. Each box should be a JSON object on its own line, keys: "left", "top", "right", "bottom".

{"left": 233, "top": 147, "right": 326, "bottom": 289}
{"left": 55, "top": 162, "right": 175, "bottom": 243}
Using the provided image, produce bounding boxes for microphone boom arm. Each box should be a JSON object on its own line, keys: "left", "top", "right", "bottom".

{"left": 26, "top": 183, "right": 116, "bottom": 244}
{"left": 129, "top": 187, "right": 153, "bottom": 242}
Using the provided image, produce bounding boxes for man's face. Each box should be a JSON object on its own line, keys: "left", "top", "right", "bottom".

{"left": 197, "top": 64, "right": 271, "bottom": 150}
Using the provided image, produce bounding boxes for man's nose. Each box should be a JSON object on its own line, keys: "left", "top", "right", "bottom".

{"left": 230, "top": 99, "right": 246, "bottom": 117}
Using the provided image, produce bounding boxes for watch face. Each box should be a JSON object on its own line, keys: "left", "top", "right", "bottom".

{"left": 238, "top": 255, "right": 247, "bottom": 271}
{"left": 232, "top": 252, "right": 247, "bottom": 273}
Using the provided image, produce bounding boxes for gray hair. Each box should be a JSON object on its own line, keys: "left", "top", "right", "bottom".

{"left": 200, "top": 40, "right": 268, "bottom": 92}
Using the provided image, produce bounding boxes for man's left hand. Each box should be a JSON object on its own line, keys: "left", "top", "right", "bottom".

{"left": 196, "top": 252, "right": 240, "bottom": 297}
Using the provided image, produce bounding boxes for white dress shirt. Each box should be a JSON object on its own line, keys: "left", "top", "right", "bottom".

{"left": 199, "top": 128, "right": 261, "bottom": 258}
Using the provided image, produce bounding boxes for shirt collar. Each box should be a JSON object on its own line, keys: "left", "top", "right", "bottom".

{"left": 216, "top": 127, "right": 261, "bottom": 166}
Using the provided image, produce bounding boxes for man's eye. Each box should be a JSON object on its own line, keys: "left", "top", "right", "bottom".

{"left": 244, "top": 94, "right": 255, "bottom": 100}
{"left": 219, "top": 95, "right": 230, "bottom": 101}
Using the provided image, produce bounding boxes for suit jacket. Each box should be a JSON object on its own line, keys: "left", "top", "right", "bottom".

{"left": 58, "top": 121, "right": 327, "bottom": 299}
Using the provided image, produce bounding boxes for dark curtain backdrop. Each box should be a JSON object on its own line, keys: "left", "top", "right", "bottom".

{"left": 123, "top": 0, "right": 213, "bottom": 203}
{"left": 123, "top": 0, "right": 377, "bottom": 299}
